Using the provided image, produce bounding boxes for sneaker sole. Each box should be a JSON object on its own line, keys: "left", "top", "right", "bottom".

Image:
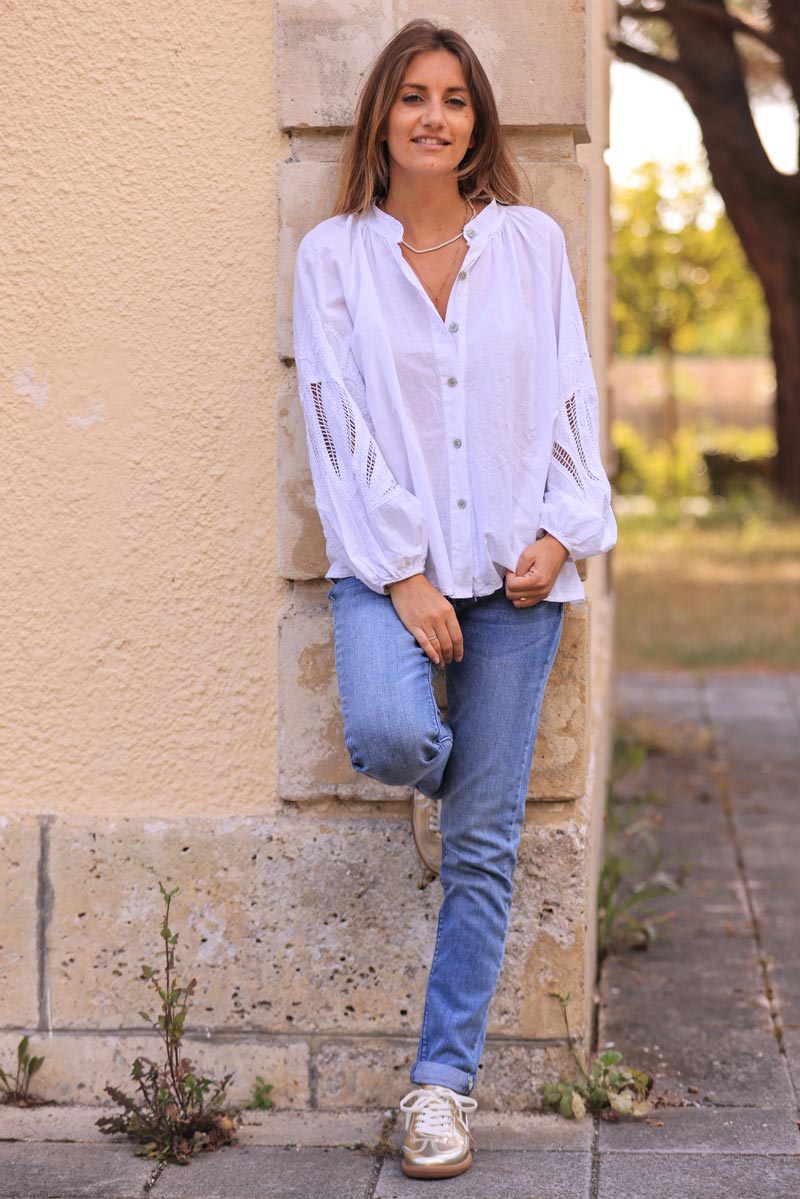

{"left": 401, "top": 1150, "right": 473, "bottom": 1178}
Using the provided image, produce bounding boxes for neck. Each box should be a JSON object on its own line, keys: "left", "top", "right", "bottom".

{"left": 382, "top": 175, "right": 468, "bottom": 245}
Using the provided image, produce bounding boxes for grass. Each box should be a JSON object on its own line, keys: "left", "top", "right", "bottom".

{"left": 612, "top": 493, "right": 800, "bottom": 670}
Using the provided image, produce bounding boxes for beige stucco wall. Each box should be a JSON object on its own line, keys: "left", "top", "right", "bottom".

{"left": 1, "top": 2, "right": 616, "bottom": 1110}
{"left": 2, "top": 1, "right": 286, "bottom": 819}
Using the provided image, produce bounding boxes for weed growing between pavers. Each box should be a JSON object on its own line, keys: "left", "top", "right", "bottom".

{"left": 597, "top": 722, "right": 687, "bottom": 958}
{"left": 541, "top": 991, "right": 654, "bottom": 1120}
{"left": 0, "top": 1036, "right": 46, "bottom": 1105}
{"left": 97, "top": 881, "right": 258, "bottom": 1165}
{"left": 346, "top": 1108, "right": 401, "bottom": 1165}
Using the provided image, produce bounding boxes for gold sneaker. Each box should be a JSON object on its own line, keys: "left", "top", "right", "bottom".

{"left": 411, "top": 791, "right": 442, "bottom": 873}
{"left": 399, "top": 1083, "right": 478, "bottom": 1178}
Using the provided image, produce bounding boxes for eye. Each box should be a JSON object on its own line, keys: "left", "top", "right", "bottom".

{"left": 447, "top": 97, "right": 468, "bottom": 108}
{"left": 401, "top": 92, "right": 423, "bottom": 104}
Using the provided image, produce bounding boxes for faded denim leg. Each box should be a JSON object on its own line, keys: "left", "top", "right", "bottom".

{"left": 327, "top": 576, "right": 453, "bottom": 795}
{"left": 409, "top": 589, "right": 565, "bottom": 1096}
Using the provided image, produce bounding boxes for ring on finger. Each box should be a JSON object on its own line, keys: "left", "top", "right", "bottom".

{"left": 428, "top": 634, "right": 439, "bottom": 641}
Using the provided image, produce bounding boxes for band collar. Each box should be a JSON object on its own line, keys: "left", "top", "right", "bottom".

{"left": 363, "top": 197, "right": 504, "bottom": 244}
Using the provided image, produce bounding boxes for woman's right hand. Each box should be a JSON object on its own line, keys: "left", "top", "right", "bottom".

{"left": 386, "top": 574, "right": 464, "bottom": 666}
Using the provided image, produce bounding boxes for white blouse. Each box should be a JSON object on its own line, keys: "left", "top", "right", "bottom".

{"left": 292, "top": 198, "right": 617, "bottom": 604}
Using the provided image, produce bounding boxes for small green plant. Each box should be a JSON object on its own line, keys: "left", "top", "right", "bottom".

{"left": 247, "top": 1076, "right": 274, "bottom": 1111}
{"left": 0, "top": 1036, "right": 45, "bottom": 1105}
{"left": 96, "top": 882, "right": 242, "bottom": 1164}
{"left": 541, "top": 991, "right": 653, "bottom": 1120}
{"left": 597, "top": 783, "right": 681, "bottom": 958}
{"left": 597, "top": 726, "right": 684, "bottom": 958}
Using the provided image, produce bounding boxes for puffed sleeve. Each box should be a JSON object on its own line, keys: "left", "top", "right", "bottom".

{"left": 536, "top": 228, "right": 618, "bottom": 561}
{"left": 292, "top": 234, "right": 429, "bottom": 595}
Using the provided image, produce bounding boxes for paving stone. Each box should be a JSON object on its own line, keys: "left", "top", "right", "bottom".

{"left": 597, "top": 1151, "right": 800, "bottom": 1199}
{"left": 234, "top": 1109, "right": 391, "bottom": 1148}
{"left": 600, "top": 986, "right": 787, "bottom": 1107}
{"left": 374, "top": 1149, "right": 592, "bottom": 1198}
{"left": 0, "top": 1106, "right": 395, "bottom": 1150}
{"left": 152, "top": 1145, "right": 376, "bottom": 1198}
{"left": 601, "top": 941, "right": 772, "bottom": 1034}
{"left": 389, "top": 1111, "right": 592, "bottom": 1153}
{"left": 598, "top": 1105, "right": 800, "bottom": 1154}
{"left": 462, "top": 1111, "right": 593, "bottom": 1152}
{"left": 0, "top": 1104, "right": 108, "bottom": 1144}
{"left": 0, "top": 1143, "right": 154, "bottom": 1198}
{"left": 600, "top": 672, "right": 799, "bottom": 1117}
{"left": 779, "top": 1027, "right": 800, "bottom": 1095}
{"left": 723, "top": 763, "right": 798, "bottom": 797}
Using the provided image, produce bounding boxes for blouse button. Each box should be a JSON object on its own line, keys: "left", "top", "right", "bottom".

{"left": 448, "top": 322, "right": 459, "bottom": 333}
{"left": 447, "top": 376, "right": 457, "bottom": 387}
{"left": 458, "top": 271, "right": 467, "bottom": 281}
{"left": 457, "top": 498, "right": 467, "bottom": 509}
{"left": 467, "top": 229, "right": 476, "bottom": 238}
{"left": 452, "top": 438, "right": 462, "bottom": 448}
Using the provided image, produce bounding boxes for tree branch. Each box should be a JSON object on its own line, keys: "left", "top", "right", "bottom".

{"left": 665, "top": 0, "right": 781, "bottom": 54}
{"left": 608, "top": 37, "right": 691, "bottom": 93}
{"left": 617, "top": 3, "right": 668, "bottom": 19}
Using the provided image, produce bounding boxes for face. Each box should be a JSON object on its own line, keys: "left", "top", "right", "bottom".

{"left": 383, "top": 49, "right": 476, "bottom": 184}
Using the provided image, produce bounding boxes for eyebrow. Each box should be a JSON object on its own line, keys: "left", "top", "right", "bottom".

{"left": 400, "top": 83, "right": 469, "bottom": 93}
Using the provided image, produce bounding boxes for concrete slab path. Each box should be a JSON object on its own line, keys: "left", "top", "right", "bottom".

{"left": 1, "top": 670, "right": 798, "bottom": 1197}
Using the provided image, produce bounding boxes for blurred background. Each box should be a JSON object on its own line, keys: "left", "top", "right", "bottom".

{"left": 608, "top": 2, "right": 799, "bottom": 671}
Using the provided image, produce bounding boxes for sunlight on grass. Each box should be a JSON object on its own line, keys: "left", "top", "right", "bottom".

{"left": 612, "top": 496, "right": 800, "bottom": 670}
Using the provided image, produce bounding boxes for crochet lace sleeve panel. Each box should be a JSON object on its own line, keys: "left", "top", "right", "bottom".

{"left": 295, "top": 307, "right": 400, "bottom": 516}
{"left": 550, "top": 312, "right": 611, "bottom": 507}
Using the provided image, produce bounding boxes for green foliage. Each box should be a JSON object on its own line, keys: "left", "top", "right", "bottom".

{"left": 96, "top": 882, "right": 243, "bottom": 1164}
{"left": 612, "top": 421, "right": 707, "bottom": 500}
{"left": 247, "top": 1076, "right": 275, "bottom": 1111}
{"left": 541, "top": 992, "right": 654, "bottom": 1119}
{"left": 597, "top": 792, "right": 680, "bottom": 958}
{"left": 597, "top": 728, "right": 683, "bottom": 959}
{"left": 612, "top": 161, "right": 769, "bottom": 358}
{"left": 612, "top": 420, "right": 775, "bottom": 501}
{"left": 0, "top": 1036, "right": 45, "bottom": 1104}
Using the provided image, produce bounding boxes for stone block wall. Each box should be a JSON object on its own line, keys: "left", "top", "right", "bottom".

{"left": 272, "top": 0, "right": 616, "bottom": 1108}
{"left": 1, "top": 1, "right": 615, "bottom": 1112}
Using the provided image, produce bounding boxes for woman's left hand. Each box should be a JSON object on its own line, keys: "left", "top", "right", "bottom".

{"left": 505, "top": 534, "right": 570, "bottom": 607}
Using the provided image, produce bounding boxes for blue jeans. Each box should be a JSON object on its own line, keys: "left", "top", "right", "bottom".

{"left": 327, "top": 576, "right": 565, "bottom": 1097}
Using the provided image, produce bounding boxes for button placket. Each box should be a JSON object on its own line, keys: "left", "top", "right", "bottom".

{"left": 445, "top": 260, "right": 472, "bottom": 589}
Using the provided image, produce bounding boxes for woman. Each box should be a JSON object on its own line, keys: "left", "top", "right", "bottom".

{"left": 292, "top": 18, "right": 617, "bottom": 1180}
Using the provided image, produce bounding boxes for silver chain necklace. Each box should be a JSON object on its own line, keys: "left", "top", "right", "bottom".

{"left": 394, "top": 197, "right": 477, "bottom": 254}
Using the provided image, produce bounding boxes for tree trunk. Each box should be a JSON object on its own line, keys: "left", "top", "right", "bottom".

{"left": 657, "top": 339, "right": 679, "bottom": 444}
{"left": 764, "top": 262, "right": 800, "bottom": 501}
{"left": 613, "top": 0, "right": 800, "bottom": 503}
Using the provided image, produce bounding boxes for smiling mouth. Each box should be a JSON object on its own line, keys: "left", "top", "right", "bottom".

{"left": 412, "top": 137, "right": 450, "bottom": 146}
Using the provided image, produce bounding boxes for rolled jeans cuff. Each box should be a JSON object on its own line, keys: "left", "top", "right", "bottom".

{"left": 410, "top": 1058, "right": 475, "bottom": 1096}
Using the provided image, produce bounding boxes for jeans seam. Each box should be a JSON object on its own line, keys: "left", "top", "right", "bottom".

{"left": 424, "top": 657, "right": 449, "bottom": 752}
{"left": 330, "top": 591, "right": 361, "bottom": 767}
{"left": 418, "top": 900, "right": 446, "bottom": 1063}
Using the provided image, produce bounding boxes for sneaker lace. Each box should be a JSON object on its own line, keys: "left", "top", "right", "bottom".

{"left": 400, "top": 1087, "right": 477, "bottom": 1140}
{"left": 429, "top": 799, "right": 441, "bottom": 835}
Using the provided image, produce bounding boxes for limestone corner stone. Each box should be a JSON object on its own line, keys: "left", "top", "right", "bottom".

{"left": 0, "top": 815, "right": 40, "bottom": 1028}
{"left": 0, "top": 1032, "right": 309, "bottom": 1108}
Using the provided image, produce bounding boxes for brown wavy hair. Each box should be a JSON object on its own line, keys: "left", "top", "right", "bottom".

{"left": 333, "top": 19, "right": 522, "bottom": 215}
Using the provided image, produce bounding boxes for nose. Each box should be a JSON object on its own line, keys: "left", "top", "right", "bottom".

{"left": 422, "top": 95, "right": 446, "bottom": 127}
